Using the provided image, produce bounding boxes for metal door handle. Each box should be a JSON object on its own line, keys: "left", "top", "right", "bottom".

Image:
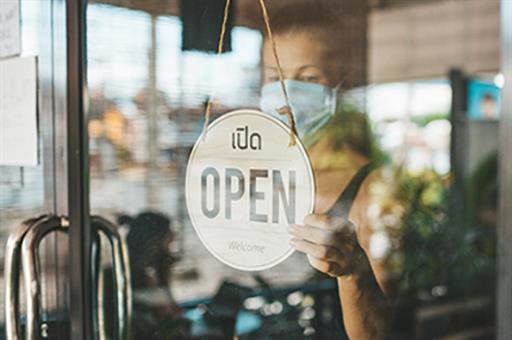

{"left": 21, "top": 215, "right": 67, "bottom": 340}
{"left": 92, "top": 216, "right": 132, "bottom": 340}
{"left": 3, "top": 215, "right": 131, "bottom": 340}
{"left": 91, "top": 230, "right": 105, "bottom": 340}
{"left": 4, "top": 215, "right": 47, "bottom": 340}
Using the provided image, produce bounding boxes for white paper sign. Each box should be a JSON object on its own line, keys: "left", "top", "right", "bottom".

{"left": 0, "top": 56, "right": 39, "bottom": 166}
{"left": 186, "top": 110, "right": 315, "bottom": 271}
{"left": 0, "top": 0, "right": 21, "bottom": 58}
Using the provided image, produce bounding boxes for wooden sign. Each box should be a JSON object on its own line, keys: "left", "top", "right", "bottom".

{"left": 186, "top": 110, "right": 315, "bottom": 271}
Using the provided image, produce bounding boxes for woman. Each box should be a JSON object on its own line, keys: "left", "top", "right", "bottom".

{"left": 259, "top": 2, "right": 391, "bottom": 338}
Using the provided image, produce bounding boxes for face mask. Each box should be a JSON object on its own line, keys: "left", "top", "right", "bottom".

{"left": 260, "top": 79, "right": 337, "bottom": 139}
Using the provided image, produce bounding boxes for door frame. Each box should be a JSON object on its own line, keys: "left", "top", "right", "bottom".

{"left": 497, "top": 1, "right": 512, "bottom": 339}
{"left": 66, "top": 0, "right": 95, "bottom": 339}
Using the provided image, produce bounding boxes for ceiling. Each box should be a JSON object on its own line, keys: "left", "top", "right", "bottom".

{"left": 89, "top": 0, "right": 274, "bottom": 29}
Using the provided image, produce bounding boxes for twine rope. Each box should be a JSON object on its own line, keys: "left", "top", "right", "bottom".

{"left": 202, "top": 0, "right": 232, "bottom": 140}
{"left": 258, "top": 0, "right": 297, "bottom": 146}
{"left": 202, "top": 0, "right": 297, "bottom": 146}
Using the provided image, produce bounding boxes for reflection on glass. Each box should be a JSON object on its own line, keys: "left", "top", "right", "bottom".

{"left": 0, "top": 0, "right": 57, "bottom": 331}
{"left": 87, "top": 0, "right": 498, "bottom": 339}
{"left": 117, "top": 211, "right": 190, "bottom": 339}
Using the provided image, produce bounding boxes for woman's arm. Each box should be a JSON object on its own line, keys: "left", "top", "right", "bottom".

{"left": 289, "top": 214, "right": 390, "bottom": 339}
{"left": 337, "top": 245, "right": 389, "bottom": 339}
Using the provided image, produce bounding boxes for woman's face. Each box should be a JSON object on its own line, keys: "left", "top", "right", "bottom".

{"left": 262, "top": 31, "right": 339, "bottom": 87}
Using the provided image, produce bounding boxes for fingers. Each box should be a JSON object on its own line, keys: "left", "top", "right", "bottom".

{"left": 291, "top": 238, "right": 344, "bottom": 263}
{"left": 303, "top": 213, "right": 354, "bottom": 233}
{"left": 303, "top": 213, "right": 331, "bottom": 229}
{"left": 289, "top": 214, "right": 360, "bottom": 277}
{"left": 306, "top": 255, "right": 344, "bottom": 277}
{"left": 289, "top": 214, "right": 355, "bottom": 248}
{"left": 288, "top": 224, "right": 341, "bottom": 247}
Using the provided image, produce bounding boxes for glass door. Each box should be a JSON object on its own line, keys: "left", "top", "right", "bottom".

{"left": 83, "top": 1, "right": 512, "bottom": 339}
{"left": 2, "top": 1, "right": 129, "bottom": 339}
{"left": 1, "top": 0, "right": 70, "bottom": 339}
{"left": 3, "top": 0, "right": 510, "bottom": 340}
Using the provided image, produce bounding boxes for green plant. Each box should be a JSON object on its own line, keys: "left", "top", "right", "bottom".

{"left": 385, "top": 169, "right": 495, "bottom": 301}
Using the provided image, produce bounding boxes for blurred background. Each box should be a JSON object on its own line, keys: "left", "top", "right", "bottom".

{"left": 0, "top": 0, "right": 505, "bottom": 339}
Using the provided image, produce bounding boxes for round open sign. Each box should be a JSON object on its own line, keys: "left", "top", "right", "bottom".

{"left": 185, "top": 110, "right": 315, "bottom": 271}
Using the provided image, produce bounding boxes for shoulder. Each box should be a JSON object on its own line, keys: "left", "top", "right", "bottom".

{"left": 350, "top": 165, "right": 390, "bottom": 245}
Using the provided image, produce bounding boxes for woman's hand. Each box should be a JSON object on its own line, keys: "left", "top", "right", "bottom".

{"left": 288, "top": 213, "right": 367, "bottom": 278}
{"left": 290, "top": 215, "right": 390, "bottom": 340}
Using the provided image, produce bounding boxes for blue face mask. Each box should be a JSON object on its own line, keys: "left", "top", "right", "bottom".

{"left": 260, "top": 79, "right": 337, "bottom": 139}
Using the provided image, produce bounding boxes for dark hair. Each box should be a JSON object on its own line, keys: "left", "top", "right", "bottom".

{"left": 262, "top": 1, "right": 366, "bottom": 88}
{"left": 265, "top": 0, "right": 339, "bottom": 35}
{"left": 122, "top": 211, "right": 173, "bottom": 242}
{"left": 120, "top": 211, "right": 174, "bottom": 288}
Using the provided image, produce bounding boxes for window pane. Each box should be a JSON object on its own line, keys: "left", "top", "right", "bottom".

{"left": 86, "top": 1, "right": 500, "bottom": 338}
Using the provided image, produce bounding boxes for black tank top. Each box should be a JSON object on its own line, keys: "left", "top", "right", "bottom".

{"left": 327, "top": 162, "right": 377, "bottom": 338}
{"left": 328, "top": 162, "right": 377, "bottom": 220}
